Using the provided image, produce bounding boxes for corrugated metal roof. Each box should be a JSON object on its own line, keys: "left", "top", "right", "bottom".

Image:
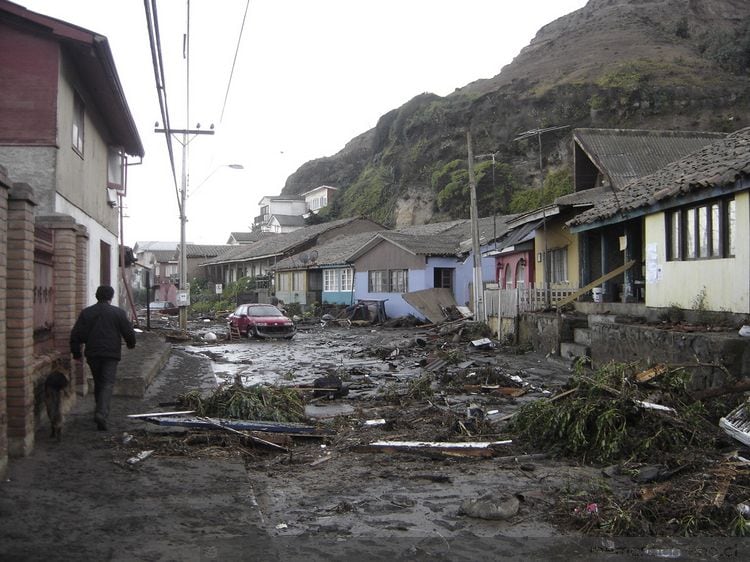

{"left": 570, "top": 127, "right": 750, "bottom": 227}
{"left": 575, "top": 128, "right": 726, "bottom": 190}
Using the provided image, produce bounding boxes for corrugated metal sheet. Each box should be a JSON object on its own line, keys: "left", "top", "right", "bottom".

{"left": 575, "top": 128, "right": 727, "bottom": 190}
{"left": 571, "top": 127, "right": 750, "bottom": 227}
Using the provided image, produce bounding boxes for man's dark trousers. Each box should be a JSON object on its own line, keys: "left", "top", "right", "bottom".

{"left": 88, "top": 357, "right": 119, "bottom": 425}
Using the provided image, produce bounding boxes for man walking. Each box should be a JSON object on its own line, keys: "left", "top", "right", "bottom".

{"left": 70, "top": 285, "right": 136, "bottom": 430}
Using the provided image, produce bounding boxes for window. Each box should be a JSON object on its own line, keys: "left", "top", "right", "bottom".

{"left": 72, "top": 92, "right": 85, "bottom": 155}
{"left": 546, "top": 247, "right": 568, "bottom": 283}
{"left": 292, "top": 271, "right": 305, "bottom": 291}
{"left": 368, "top": 270, "right": 387, "bottom": 292}
{"left": 390, "top": 269, "right": 408, "bottom": 293}
{"left": 504, "top": 264, "right": 512, "bottom": 289}
{"left": 340, "top": 268, "right": 352, "bottom": 292}
{"left": 666, "top": 196, "right": 735, "bottom": 260}
{"left": 433, "top": 268, "right": 454, "bottom": 290}
{"left": 323, "top": 269, "right": 338, "bottom": 292}
{"left": 278, "top": 272, "right": 291, "bottom": 292}
{"left": 368, "top": 269, "right": 407, "bottom": 292}
{"left": 100, "top": 241, "right": 111, "bottom": 286}
{"left": 515, "top": 260, "right": 526, "bottom": 288}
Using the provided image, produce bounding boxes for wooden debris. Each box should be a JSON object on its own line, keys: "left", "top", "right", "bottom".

{"left": 197, "top": 416, "right": 288, "bottom": 451}
{"left": 139, "top": 415, "right": 330, "bottom": 435}
{"left": 355, "top": 439, "right": 512, "bottom": 458}
{"left": 634, "top": 364, "right": 669, "bottom": 383}
{"left": 127, "top": 410, "right": 195, "bottom": 418}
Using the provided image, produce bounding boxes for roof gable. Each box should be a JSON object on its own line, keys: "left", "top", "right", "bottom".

{"left": 0, "top": 0, "right": 144, "bottom": 156}
{"left": 574, "top": 128, "right": 726, "bottom": 191}
{"left": 570, "top": 127, "right": 750, "bottom": 229}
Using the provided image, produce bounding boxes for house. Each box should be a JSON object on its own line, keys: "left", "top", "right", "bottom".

{"left": 180, "top": 244, "right": 233, "bottom": 283}
{"left": 132, "top": 241, "right": 178, "bottom": 300}
{"left": 301, "top": 185, "right": 337, "bottom": 215}
{"left": 346, "top": 217, "right": 515, "bottom": 320}
{"left": 568, "top": 127, "right": 750, "bottom": 316}
{"left": 493, "top": 128, "right": 729, "bottom": 305}
{"left": 253, "top": 195, "right": 307, "bottom": 233}
{"left": 0, "top": 1, "right": 143, "bottom": 474}
{"left": 0, "top": 0, "right": 144, "bottom": 304}
{"left": 270, "top": 231, "right": 383, "bottom": 308}
{"left": 226, "top": 231, "right": 271, "bottom": 245}
{"left": 200, "top": 217, "right": 384, "bottom": 296}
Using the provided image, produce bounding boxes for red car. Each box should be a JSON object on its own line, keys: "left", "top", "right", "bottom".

{"left": 227, "top": 303, "right": 296, "bottom": 339}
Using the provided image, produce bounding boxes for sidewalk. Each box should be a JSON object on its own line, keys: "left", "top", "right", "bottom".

{"left": 0, "top": 330, "right": 273, "bottom": 561}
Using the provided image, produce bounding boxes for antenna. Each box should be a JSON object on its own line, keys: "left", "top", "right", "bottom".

{"left": 298, "top": 252, "right": 310, "bottom": 265}
{"left": 309, "top": 250, "right": 318, "bottom": 263}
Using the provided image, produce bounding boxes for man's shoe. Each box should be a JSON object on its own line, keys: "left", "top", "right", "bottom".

{"left": 94, "top": 414, "right": 108, "bottom": 431}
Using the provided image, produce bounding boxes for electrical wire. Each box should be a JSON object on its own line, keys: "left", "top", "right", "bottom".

{"left": 219, "top": 0, "right": 251, "bottom": 124}
{"left": 144, "top": 0, "right": 181, "bottom": 213}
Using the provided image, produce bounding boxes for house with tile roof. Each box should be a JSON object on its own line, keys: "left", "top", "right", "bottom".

{"left": 270, "top": 231, "right": 381, "bottom": 308}
{"left": 226, "top": 231, "right": 272, "bottom": 245}
{"left": 492, "top": 128, "right": 728, "bottom": 306}
{"left": 267, "top": 217, "right": 518, "bottom": 319}
{"left": 568, "top": 127, "right": 750, "bottom": 315}
{"left": 200, "top": 217, "right": 384, "bottom": 299}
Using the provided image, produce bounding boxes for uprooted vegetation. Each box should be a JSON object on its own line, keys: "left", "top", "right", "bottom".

{"left": 178, "top": 382, "right": 306, "bottom": 423}
{"left": 509, "top": 361, "right": 750, "bottom": 536}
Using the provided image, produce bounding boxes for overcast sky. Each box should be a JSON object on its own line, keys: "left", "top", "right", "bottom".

{"left": 19, "top": 0, "right": 588, "bottom": 246}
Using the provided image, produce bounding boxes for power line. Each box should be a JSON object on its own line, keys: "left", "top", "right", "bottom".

{"left": 219, "top": 0, "right": 251, "bottom": 124}
{"left": 144, "top": 0, "right": 180, "bottom": 211}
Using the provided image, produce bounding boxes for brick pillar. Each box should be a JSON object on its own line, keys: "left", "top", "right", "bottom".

{"left": 74, "top": 225, "right": 89, "bottom": 393}
{"left": 0, "top": 167, "right": 10, "bottom": 477}
{"left": 6, "top": 183, "right": 38, "bottom": 457}
{"left": 38, "top": 216, "right": 88, "bottom": 394}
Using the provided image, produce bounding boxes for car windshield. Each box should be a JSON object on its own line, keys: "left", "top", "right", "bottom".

{"left": 248, "top": 306, "right": 284, "bottom": 317}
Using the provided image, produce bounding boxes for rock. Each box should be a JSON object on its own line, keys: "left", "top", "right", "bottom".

{"left": 458, "top": 493, "right": 520, "bottom": 520}
{"left": 203, "top": 332, "right": 217, "bottom": 342}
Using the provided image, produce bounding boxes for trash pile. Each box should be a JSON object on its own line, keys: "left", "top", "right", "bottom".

{"left": 509, "top": 361, "right": 750, "bottom": 536}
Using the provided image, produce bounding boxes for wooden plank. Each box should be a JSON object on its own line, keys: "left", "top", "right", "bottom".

{"left": 127, "top": 410, "right": 195, "bottom": 418}
{"left": 356, "top": 439, "right": 513, "bottom": 458}
{"left": 634, "top": 364, "right": 669, "bottom": 383}
{"left": 556, "top": 260, "right": 636, "bottom": 308}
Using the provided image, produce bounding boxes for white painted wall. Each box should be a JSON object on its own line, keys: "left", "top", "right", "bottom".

{"left": 55, "top": 194, "right": 120, "bottom": 307}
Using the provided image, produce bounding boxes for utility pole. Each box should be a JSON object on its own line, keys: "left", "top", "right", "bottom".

{"left": 513, "top": 124, "right": 569, "bottom": 308}
{"left": 154, "top": 126, "right": 214, "bottom": 330}
{"left": 466, "top": 130, "right": 485, "bottom": 322}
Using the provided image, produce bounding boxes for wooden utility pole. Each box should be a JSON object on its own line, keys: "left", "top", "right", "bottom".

{"left": 467, "top": 130, "right": 485, "bottom": 322}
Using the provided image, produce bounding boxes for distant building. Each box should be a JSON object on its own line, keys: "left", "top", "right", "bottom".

{"left": 302, "top": 185, "right": 338, "bottom": 216}
{"left": 253, "top": 195, "right": 307, "bottom": 233}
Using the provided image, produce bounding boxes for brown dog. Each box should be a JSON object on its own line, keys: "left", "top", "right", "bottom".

{"left": 44, "top": 372, "right": 69, "bottom": 441}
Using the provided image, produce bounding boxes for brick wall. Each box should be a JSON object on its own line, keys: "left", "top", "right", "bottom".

{"left": 0, "top": 167, "right": 9, "bottom": 478}
{"left": 6, "top": 183, "right": 37, "bottom": 457}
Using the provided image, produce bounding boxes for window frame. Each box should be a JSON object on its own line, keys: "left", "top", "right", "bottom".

{"left": 433, "top": 267, "right": 454, "bottom": 290}
{"left": 666, "top": 196, "right": 735, "bottom": 261}
{"left": 72, "top": 92, "right": 85, "bottom": 156}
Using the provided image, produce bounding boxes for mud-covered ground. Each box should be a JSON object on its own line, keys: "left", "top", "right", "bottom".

{"left": 2, "top": 321, "right": 746, "bottom": 560}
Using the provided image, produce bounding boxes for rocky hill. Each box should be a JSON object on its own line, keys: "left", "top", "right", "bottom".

{"left": 281, "top": 0, "right": 750, "bottom": 227}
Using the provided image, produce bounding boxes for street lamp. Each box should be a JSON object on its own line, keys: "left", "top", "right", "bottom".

{"left": 189, "top": 163, "right": 244, "bottom": 198}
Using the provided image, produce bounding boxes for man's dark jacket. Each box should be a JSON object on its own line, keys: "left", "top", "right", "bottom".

{"left": 70, "top": 302, "right": 136, "bottom": 360}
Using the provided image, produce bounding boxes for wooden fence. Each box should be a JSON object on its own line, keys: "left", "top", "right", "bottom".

{"left": 484, "top": 285, "right": 578, "bottom": 318}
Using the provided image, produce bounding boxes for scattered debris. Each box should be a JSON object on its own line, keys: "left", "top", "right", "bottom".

{"left": 459, "top": 493, "right": 520, "bottom": 520}
{"left": 178, "top": 382, "right": 306, "bottom": 422}
{"left": 356, "top": 439, "right": 512, "bottom": 458}
{"left": 126, "top": 450, "right": 154, "bottom": 465}
{"left": 720, "top": 401, "right": 750, "bottom": 447}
